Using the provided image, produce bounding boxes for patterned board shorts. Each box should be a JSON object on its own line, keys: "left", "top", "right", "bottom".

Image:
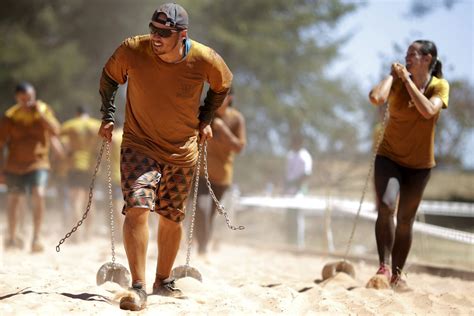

{"left": 120, "top": 147, "right": 195, "bottom": 222}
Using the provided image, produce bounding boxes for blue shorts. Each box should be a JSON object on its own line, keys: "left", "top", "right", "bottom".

{"left": 5, "top": 169, "right": 49, "bottom": 194}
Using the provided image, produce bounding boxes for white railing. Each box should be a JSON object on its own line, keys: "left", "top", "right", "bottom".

{"left": 237, "top": 195, "right": 474, "bottom": 245}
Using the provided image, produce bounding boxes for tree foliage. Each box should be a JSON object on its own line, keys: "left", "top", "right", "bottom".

{"left": 180, "top": 0, "right": 362, "bottom": 155}
{"left": 0, "top": 0, "right": 362, "bottom": 155}
{"left": 435, "top": 79, "right": 474, "bottom": 167}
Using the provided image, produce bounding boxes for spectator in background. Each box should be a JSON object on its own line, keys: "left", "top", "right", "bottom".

{"left": 195, "top": 88, "right": 246, "bottom": 255}
{"left": 284, "top": 134, "right": 313, "bottom": 196}
{"left": 282, "top": 133, "right": 313, "bottom": 249}
{"left": 0, "top": 82, "right": 60, "bottom": 252}
{"left": 60, "top": 106, "right": 101, "bottom": 239}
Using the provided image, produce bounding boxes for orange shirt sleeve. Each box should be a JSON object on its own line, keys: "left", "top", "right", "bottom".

{"left": 199, "top": 49, "right": 233, "bottom": 124}
{"left": 100, "top": 39, "right": 134, "bottom": 122}
{"left": 206, "top": 49, "right": 233, "bottom": 94}
{"left": 103, "top": 40, "right": 133, "bottom": 85}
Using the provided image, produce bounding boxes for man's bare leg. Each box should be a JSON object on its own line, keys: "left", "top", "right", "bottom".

{"left": 155, "top": 216, "right": 182, "bottom": 280}
{"left": 31, "top": 186, "right": 46, "bottom": 252}
{"left": 6, "top": 193, "right": 23, "bottom": 248}
{"left": 123, "top": 207, "right": 149, "bottom": 286}
{"left": 113, "top": 198, "right": 124, "bottom": 243}
{"left": 153, "top": 215, "right": 183, "bottom": 297}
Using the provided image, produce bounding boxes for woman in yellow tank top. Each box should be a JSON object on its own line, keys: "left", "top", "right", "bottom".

{"left": 368, "top": 40, "right": 449, "bottom": 291}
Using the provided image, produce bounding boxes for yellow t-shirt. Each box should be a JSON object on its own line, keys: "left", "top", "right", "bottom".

{"left": 206, "top": 108, "right": 244, "bottom": 185}
{"left": 0, "top": 101, "right": 60, "bottom": 174}
{"left": 103, "top": 35, "right": 233, "bottom": 167}
{"left": 61, "top": 116, "right": 102, "bottom": 172}
{"left": 378, "top": 76, "right": 450, "bottom": 169}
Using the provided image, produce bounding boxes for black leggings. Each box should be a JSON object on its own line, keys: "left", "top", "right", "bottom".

{"left": 374, "top": 155, "right": 431, "bottom": 276}
{"left": 194, "top": 177, "right": 228, "bottom": 254}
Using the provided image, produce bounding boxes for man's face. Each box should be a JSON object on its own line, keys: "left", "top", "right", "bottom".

{"left": 149, "top": 20, "right": 185, "bottom": 56}
{"left": 15, "top": 88, "right": 36, "bottom": 107}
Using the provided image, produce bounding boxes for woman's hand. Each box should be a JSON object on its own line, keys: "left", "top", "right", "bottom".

{"left": 392, "top": 63, "right": 410, "bottom": 82}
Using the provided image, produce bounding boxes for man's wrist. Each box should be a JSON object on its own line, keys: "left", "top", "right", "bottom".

{"left": 198, "top": 112, "right": 214, "bottom": 126}
{"left": 101, "top": 113, "right": 115, "bottom": 123}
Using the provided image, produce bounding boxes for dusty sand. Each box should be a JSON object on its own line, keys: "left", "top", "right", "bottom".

{"left": 0, "top": 234, "right": 473, "bottom": 315}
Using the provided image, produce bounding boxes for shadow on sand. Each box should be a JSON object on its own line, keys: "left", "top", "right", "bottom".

{"left": 0, "top": 287, "right": 112, "bottom": 304}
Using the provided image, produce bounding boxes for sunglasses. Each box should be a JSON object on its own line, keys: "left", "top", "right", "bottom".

{"left": 149, "top": 22, "right": 179, "bottom": 38}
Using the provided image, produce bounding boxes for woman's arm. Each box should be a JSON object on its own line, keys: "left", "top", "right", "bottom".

{"left": 393, "top": 63, "right": 444, "bottom": 119}
{"left": 369, "top": 74, "right": 394, "bottom": 105}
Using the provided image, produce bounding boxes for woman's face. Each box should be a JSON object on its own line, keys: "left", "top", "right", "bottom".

{"left": 405, "top": 43, "right": 431, "bottom": 73}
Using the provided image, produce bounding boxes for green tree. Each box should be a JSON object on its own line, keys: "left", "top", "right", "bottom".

{"left": 0, "top": 0, "right": 86, "bottom": 118}
{"left": 1, "top": 0, "right": 362, "bottom": 155}
{"left": 0, "top": 0, "right": 157, "bottom": 119}
{"left": 179, "top": 0, "right": 362, "bottom": 156}
{"left": 435, "top": 79, "right": 474, "bottom": 167}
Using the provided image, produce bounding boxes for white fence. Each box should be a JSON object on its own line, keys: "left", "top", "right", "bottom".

{"left": 237, "top": 195, "right": 474, "bottom": 246}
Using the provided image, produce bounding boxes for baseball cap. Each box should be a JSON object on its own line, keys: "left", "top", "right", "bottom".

{"left": 151, "top": 3, "right": 189, "bottom": 29}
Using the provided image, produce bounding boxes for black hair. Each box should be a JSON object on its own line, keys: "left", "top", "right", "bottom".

{"left": 76, "top": 105, "right": 87, "bottom": 115}
{"left": 15, "top": 81, "right": 35, "bottom": 94}
{"left": 414, "top": 40, "right": 443, "bottom": 78}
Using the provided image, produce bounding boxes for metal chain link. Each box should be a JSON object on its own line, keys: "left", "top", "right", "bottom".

{"left": 202, "top": 142, "right": 245, "bottom": 231}
{"left": 343, "top": 104, "right": 390, "bottom": 261}
{"left": 56, "top": 140, "right": 107, "bottom": 252}
{"left": 105, "top": 141, "right": 116, "bottom": 264}
{"left": 183, "top": 141, "right": 245, "bottom": 267}
{"left": 184, "top": 143, "right": 203, "bottom": 267}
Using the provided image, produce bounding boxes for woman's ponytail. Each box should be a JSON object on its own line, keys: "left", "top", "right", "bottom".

{"left": 431, "top": 59, "right": 443, "bottom": 78}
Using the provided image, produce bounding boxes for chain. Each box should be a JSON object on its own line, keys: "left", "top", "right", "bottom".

{"left": 343, "top": 104, "right": 390, "bottom": 261}
{"left": 105, "top": 141, "right": 116, "bottom": 264}
{"left": 184, "top": 143, "right": 203, "bottom": 267}
{"left": 56, "top": 140, "right": 107, "bottom": 252}
{"left": 183, "top": 141, "right": 245, "bottom": 267}
{"left": 202, "top": 142, "right": 245, "bottom": 231}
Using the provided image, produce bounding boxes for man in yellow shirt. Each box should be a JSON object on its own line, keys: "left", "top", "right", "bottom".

{"left": 0, "top": 82, "right": 60, "bottom": 252}
{"left": 195, "top": 89, "right": 246, "bottom": 255}
{"left": 98, "top": 3, "right": 232, "bottom": 311}
{"left": 60, "top": 106, "right": 101, "bottom": 239}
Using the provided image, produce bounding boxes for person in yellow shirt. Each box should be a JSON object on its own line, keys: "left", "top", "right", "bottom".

{"left": 97, "top": 3, "right": 232, "bottom": 310}
{"left": 368, "top": 40, "right": 449, "bottom": 291}
{"left": 60, "top": 106, "right": 101, "bottom": 239}
{"left": 195, "top": 88, "right": 246, "bottom": 255}
{"left": 0, "top": 82, "right": 60, "bottom": 252}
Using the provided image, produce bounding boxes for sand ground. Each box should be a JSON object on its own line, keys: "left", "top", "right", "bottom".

{"left": 1, "top": 233, "right": 473, "bottom": 315}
